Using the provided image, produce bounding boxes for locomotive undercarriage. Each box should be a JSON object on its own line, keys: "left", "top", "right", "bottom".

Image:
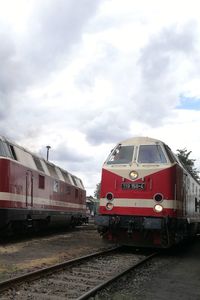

{"left": 0, "top": 208, "right": 87, "bottom": 235}
{"left": 96, "top": 215, "right": 194, "bottom": 248}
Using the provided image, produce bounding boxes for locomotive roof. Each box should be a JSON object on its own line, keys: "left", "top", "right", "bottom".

{"left": 0, "top": 135, "right": 82, "bottom": 183}
{"left": 118, "top": 137, "right": 166, "bottom": 146}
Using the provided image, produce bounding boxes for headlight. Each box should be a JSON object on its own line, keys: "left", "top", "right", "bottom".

{"left": 106, "top": 202, "right": 114, "bottom": 210}
{"left": 129, "top": 170, "right": 138, "bottom": 180}
{"left": 154, "top": 204, "right": 163, "bottom": 213}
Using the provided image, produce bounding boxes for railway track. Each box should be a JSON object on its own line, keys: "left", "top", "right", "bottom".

{"left": 0, "top": 247, "right": 157, "bottom": 299}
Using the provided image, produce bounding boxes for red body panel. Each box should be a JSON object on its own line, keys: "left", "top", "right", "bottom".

{"left": 99, "top": 165, "right": 184, "bottom": 218}
{"left": 0, "top": 159, "right": 86, "bottom": 212}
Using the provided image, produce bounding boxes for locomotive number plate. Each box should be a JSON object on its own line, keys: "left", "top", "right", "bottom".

{"left": 121, "top": 183, "right": 145, "bottom": 190}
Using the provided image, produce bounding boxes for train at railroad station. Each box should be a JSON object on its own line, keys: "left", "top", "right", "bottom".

{"left": 0, "top": 135, "right": 87, "bottom": 233}
{"left": 95, "top": 137, "right": 200, "bottom": 248}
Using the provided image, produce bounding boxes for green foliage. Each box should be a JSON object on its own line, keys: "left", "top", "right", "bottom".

{"left": 94, "top": 182, "right": 101, "bottom": 199}
{"left": 176, "top": 148, "right": 200, "bottom": 182}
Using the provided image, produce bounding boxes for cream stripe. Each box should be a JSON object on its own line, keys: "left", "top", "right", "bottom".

{"left": 100, "top": 198, "right": 183, "bottom": 210}
{"left": 0, "top": 192, "right": 86, "bottom": 210}
{"left": 104, "top": 165, "right": 172, "bottom": 182}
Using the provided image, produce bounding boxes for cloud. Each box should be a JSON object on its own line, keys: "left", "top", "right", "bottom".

{"left": 83, "top": 107, "right": 132, "bottom": 145}
{"left": 133, "top": 22, "right": 198, "bottom": 125}
{"left": 0, "top": 0, "right": 102, "bottom": 125}
{"left": 24, "top": 0, "right": 102, "bottom": 73}
{"left": 75, "top": 22, "right": 199, "bottom": 145}
{"left": 48, "top": 142, "right": 90, "bottom": 163}
{"left": 75, "top": 42, "right": 120, "bottom": 89}
{"left": 1, "top": 0, "right": 200, "bottom": 195}
{"left": 139, "top": 23, "right": 196, "bottom": 81}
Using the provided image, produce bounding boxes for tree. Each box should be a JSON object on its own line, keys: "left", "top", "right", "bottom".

{"left": 94, "top": 182, "right": 101, "bottom": 199}
{"left": 176, "top": 148, "right": 200, "bottom": 182}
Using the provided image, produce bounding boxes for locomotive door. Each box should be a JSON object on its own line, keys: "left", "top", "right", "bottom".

{"left": 183, "top": 173, "right": 188, "bottom": 216}
{"left": 26, "top": 170, "right": 33, "bottom": 208}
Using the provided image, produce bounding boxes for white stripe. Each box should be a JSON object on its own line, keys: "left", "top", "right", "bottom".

{"left": 0, "top": 192, "right": 86, "bottom": 210}
{"left": 100, "top": 198, "right": 183, "bottom": 210}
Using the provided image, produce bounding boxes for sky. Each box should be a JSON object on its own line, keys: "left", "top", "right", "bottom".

{"left": 0, "top": 0, "right": 200, "bottom": 196}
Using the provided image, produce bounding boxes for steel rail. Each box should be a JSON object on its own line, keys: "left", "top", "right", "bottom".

{"left": 77, "top": 252, "right": 158, "bottom": 300}
{"left": 0, "top": 246, "right": 120, "bottom": 294}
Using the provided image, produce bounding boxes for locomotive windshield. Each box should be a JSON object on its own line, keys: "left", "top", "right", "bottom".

{"left": 138, "top": 144, "right": 167, "bottom": 164}
{"left": 0, "top": 140, "right": 14, "bottom": 158}
{"left": 107, "top": 145, "right": 134, "bottom": 164}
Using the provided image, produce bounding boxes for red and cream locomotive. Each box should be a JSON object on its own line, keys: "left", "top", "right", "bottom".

{"left": 96, "top": 137, "right": 200, "bottom": 247}
{"left": 0, "top": 135, "right": 87, "bottom": 233}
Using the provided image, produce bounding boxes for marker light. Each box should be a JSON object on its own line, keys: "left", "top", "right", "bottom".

{"left": 154, "top": 193, "right": 164, "bottom": 202}
{"left": 129, "top": 170, "right": 138, "bottom": 180}
{"left": 154, "top": 204, "right": 163, "bottom": 213}
{"left": 106, "top": 192, "right": 114, "bottom": 201}
{"left": 106, "top": 202, "right": 114, "bottom": 210}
